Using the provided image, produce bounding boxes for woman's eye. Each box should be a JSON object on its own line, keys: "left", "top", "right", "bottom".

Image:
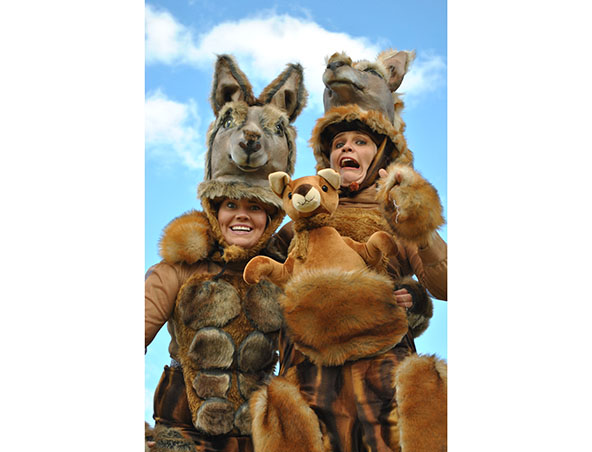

{"left": 226, "top": 202, "right": 236, "bottom": 209}
{"left": 250, "top": 205, "right": 261, "bottom": 211}
{"left": 356, "top": 140, "right": 367, "bottom": 145}
{"left": 335, "top": 142, "right": 344, "bottom": 149}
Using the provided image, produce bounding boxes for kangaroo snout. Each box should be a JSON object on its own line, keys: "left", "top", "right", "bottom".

{"left": 239, "top": 130, "right": 262, "bottom": 154}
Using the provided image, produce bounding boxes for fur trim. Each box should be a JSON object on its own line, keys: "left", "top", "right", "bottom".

{"left": 281, "top": 268, "right": 408, "bottom": 366}
{"left": 159, "top": 210, "right": 213, "bottom": 264}
{"left": 395, "top": 354, "right": 447, "bottom": 452}
{"left": 250, "top": 377, "right": 324, "bottom": 452}
{"left": 396, "top": 276, "right": 433, "bottom": 338}
{"left": 198, "top": 179, "right": 284, "bottom": 209}
{"left": 309, "top": 105, "right": 413, "bottom": 191}
{"left": 177, "top": 278, "right": 241, "bottom": 330}
{"left": 376, "top": 163, "right": 445, "bottom": 245}
{"left": 150, "top": 425, "right": 195, "bottom": 452}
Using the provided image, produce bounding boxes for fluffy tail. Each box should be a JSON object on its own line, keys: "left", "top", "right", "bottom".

{"left": 395, "top": 355, "right": 447, "bottom": 451}
{"left": 250, "top": 377, "right": 324, "bottom": 452}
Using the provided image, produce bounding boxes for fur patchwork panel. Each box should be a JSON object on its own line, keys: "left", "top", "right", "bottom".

{"left": 281, "top": 268, "right": 408, "bottom": 366}
{"left": 250, "top": 377, "right": 324, "bottom": 452}
{"left": 194, "top": 397, "right": 235, "bottom": 436}
{"left": 192, "top": 370, "right": 231, "bottom": 399}
{"left": 187, "top": 328, "right": 236, "bottom": 369}
{"left": 237, "top": 372, "right": 266, "bottom": 400}
{"left": 244, "top": 280, "right": 284, "bottom": 333}
{"left": 395, "top": 354, "right": 447, "bottom": 452}
{"left": 233, "top": 402, "right": 252, "bottom": 435}
{"left": 237, "top": 331, "right": 277, "bottom": 373}
{"left": 177, "top": 279, "right": 241, "bottom": 330}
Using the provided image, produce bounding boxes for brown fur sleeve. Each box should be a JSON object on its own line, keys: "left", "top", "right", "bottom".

{"left": 376, "top": 164, "right": 444, "bottom": 245}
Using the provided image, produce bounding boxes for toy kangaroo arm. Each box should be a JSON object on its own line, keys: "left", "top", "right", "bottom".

{"left": 342, "top": 231, "right": 397, "bottom": 268}
{"left": 243, "top": 255, "right": 293, "bottom": 287}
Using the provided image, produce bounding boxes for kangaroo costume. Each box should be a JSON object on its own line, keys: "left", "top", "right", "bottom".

{"left": 251, "top": 104, "right": 447, "bottom": 452}
{"left": 145, "top": 55, "right": 307, "bottom": 451}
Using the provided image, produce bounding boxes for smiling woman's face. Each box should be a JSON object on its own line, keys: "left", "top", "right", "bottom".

{"left": 217, "top": 198, "right": 268, "bottom": 249}
{"left": 329, "top": 131, "right": 378, "bottom": 187}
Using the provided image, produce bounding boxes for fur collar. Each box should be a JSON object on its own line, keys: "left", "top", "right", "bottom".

{"left": 159, "top": 210, "right": 213, "bottom": 264}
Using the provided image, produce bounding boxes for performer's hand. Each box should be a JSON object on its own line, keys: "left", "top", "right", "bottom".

{"left": 394, "top": 288, "right": 413, "bottom": 309}
{"left": 146, "top": 440, "right": 156, "bottom": 449}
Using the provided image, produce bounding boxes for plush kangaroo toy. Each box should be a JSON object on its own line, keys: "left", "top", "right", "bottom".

{"left": 243, "top": 169, "right": 397, "bottom": 287}
{"left": 244, "top": 169, "right": 408, "bottom": 368}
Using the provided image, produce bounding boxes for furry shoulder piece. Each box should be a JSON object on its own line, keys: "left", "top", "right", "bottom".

{"left": 159, "top": 210, "right": 213, "bottom": 265}
{"left": 309, "top": 104, "right": 413, "bottom": 183}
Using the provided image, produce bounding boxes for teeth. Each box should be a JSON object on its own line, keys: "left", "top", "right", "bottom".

{"left": 231, "top": 226, "right": 252, "bottom": 232}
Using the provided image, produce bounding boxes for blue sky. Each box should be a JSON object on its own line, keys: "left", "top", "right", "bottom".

{"left": 145, "top": 0, "right": 448, "bottom": 424}
{"left": 3, "top": 1, "right": 591, "bottom": 448}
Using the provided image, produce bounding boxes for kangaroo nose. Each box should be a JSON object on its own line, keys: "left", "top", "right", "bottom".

{"left": 239, "top": 130, "right": 262, "bottom": 154}
{"left": 327, "top": 61, "right": 346, "bottom": 72}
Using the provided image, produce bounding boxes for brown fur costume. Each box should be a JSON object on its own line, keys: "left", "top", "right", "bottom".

{"left": 145, "top": 54, "right": 309, "bottom": 450}
{"left": 245, "top": 170, "right": 446, "bottom": 451}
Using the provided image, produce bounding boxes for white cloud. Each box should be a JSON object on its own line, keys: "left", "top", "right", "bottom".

{"left": 145, "top": 89, "right": 204, "bottom": 169}
{"left": 145, "top": 5, "right": 446, "bottom": 111}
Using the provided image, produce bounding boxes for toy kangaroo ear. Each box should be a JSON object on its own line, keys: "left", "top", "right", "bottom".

{"left": 318, "top": 168, "right": 341, "bottom": 190}
{"left": 211, "top": 55, "right": 256, "bottom": 115}
{"left": 269, "top": 171, "right": 292, "bottom": 197}
{"left": 259, "top": 63, "right": 308, "bottom": 122}
{"left": 379, "top": 49, "right": 416, "bottom": 92}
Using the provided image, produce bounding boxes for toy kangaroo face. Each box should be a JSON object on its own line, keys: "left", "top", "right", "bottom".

{"left": 322, "top": 50, "right": 415, "bottom": 124}
{"left": 206, "top": 55, "right": 307, "bottom": 186}
{"left": 268, "top": 169, "right": 341, "bottom": 219}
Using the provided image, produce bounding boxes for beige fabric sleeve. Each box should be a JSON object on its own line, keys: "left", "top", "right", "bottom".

{"left": 408, "top": 232, "right": 448, "bottom": 301}
{"left": 145, "top": 262, "right": 182, "bottom": 348}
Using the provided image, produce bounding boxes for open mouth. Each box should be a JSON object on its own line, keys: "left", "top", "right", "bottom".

{"left": 340, "top": 157, "right": 360, "bottom": 169}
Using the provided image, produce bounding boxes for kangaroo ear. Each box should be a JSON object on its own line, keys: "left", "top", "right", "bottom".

{"left": 211, "top": 55, "right": 256, "bottom": 115}
{"left": 378, "top": 49, "right": 416, "bottom": 92}
{"left": 318, "top": 169, "right": 341, "bottom": 190}
{"left": 269, "top": 172, "right": 292, "bottom": 197}
{"left": 259, "top": 63, "right": 308, "bottom": 122}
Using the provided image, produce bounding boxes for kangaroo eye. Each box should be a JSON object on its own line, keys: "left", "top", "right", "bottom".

{"left": 364, "top": 68, "right": 383, "bottom": 78}
{"left": 288, "top": 192, "right": 292, "bottom": 199}
{"left": 322, "top": 185, "right": 328, "bottom": 192}
{"left": 275, "top": 122, "right": 284, "bottom": 136}
{"left": 223, "top": 116, "right": 234, "bottom": 128}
